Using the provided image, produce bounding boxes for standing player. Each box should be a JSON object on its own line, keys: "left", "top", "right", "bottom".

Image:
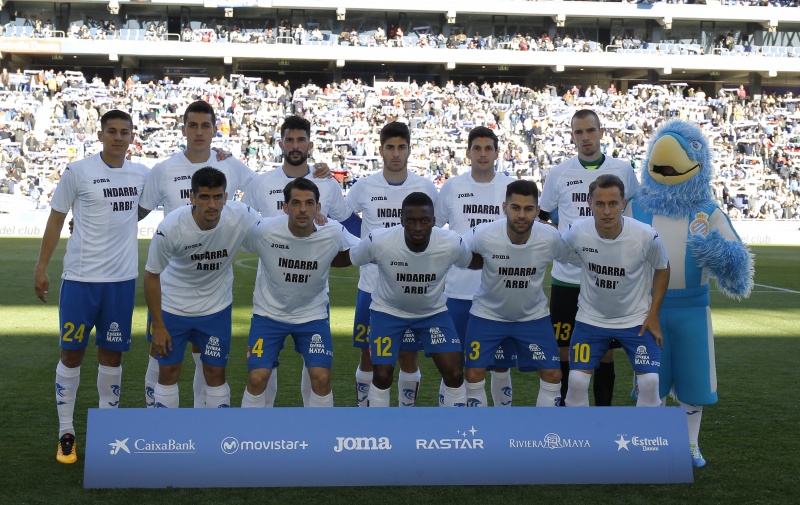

{"left": 349, "top": 192, "right": 474, "bottom": 407}
{"left": 435, "top": 126, "right": 516, "bottom": 406}
{"left": 241, "top": 178, "right": 358, "bottom": 408}
{"left": 562, "top": 175, "right": 669, "bottom": 408}
{"left": 138, "top": 100, "right": 256, "bottom": 409}
{"left": 465, "top": 180, "right": 573, "bottom": 407}
{"left": 539, "top": 109, "right": 640, "bottom": 406}
{"left": 346, "top": 122, "right": 438, "bottom": 407}
{"left": 34, "top": 110, "right": 149, "bottom": 464}
{"left": 145, "top": 167, "right": 259, "bottom": 408}
{"left": 241, "top": 115, "right": 355, "bottom": 405}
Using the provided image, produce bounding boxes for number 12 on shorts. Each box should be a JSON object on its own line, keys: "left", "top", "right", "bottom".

{"left": 373, "top": 336, "right": 392, "bottom": 356}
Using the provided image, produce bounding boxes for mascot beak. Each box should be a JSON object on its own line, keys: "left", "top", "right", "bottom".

{"left": 647, "top": 133, "right": 702, "bottom": 186}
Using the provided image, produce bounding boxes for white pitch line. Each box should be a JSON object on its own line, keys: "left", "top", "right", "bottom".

{"left": 754, "top": 283, "right": 800, "bottom": 294}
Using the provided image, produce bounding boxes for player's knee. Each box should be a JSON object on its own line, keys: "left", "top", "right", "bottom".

{"left": 203, "top": 365, "right": 226, "bottom": 387}
{"left": 397, "top": 351, "right": 418, "bottom": 371}
{"left": 60, "top": 349, "right": 85, "bottom": 368}
{"left": 568, "top": 370, "right": 591, "bottom": 391}
{"left": 441, "top": 368, "right": 464, "bottom": 388}
{"left": 636, "top": 372, "right": 658, "bottom": 392}
{"left": 158, "top": 364, "right": 182, "bottom": 385}
{"left": 97, "top": 347, "right": 122, "bottom": 367}
{"left": 540, "top": 368, "right": 562, "bottom": 384}
{"left": 308, "top": 367, "right": 331, "bottom": 394}
{"left": 372, "top": 366, "right": 394, "bottom": 389}
{"left": 465, "top": 368, "right": 485, "bottom": 383}
{"left": 247, "top": 369, "right": 270, "bottom": 393}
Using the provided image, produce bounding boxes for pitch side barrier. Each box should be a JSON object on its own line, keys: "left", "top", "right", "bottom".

{"left": 85, "top": 407, "right": 692, "bottom": 488}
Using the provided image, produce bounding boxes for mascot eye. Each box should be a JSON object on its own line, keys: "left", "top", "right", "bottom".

{"left": 690, "top": 140, "right": 702, "bottom": 151}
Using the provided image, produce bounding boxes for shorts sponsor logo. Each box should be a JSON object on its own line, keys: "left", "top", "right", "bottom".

{"left": 206, "top": 336, "right": 222, "bottom": 358}
{"left": 635, "top": 345, "right": 658, "bottom": 367}
{"left": 106, "top": 322, "right": 123, "bottom": 343}
{"left": 429, "top": 327, "right": 446, "bottom": 345}
{"left": 221, "top": 436, "right": 308, "bottom": 455}
{"left": 528, "top": 343, "right": 546, "bottom": 361}
{"left": 616, "top": 434, "right": 669, "bottom": 452}
{"left": 416, "top": 426, "right": 484, "bottom": 450}
{"left": 334, "top": 436, "right": 392, "bottom": 452}
{"left": 309, "top": 333, "right": 332, "bottom": 356}
{"left": 402, "top": 329, "right": 415, "bottom": 343}
{"left": 509, "top": 432, "right": 591, "bottom": 450}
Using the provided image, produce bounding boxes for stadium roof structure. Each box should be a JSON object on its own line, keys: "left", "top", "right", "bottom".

{"left": 3, "top": 0, "right": 800, "bottom": 92}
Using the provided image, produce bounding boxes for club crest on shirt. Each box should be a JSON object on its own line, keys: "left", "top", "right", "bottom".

{"left": 689, "top": 212, "right": 710, "bottom": 236}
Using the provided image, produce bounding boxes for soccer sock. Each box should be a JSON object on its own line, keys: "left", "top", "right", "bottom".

{"left": 564, "top": 370, "right": 591, "bottom": 407}
{"left": 97, "top": 364, "right": 122, "bottom": 408}
{"left": 635, "top": 373, "right": 661, "bottom": 407}
{"left": 355, "top": 367, "right": 373, "bottom": 407}
{"left": 536, "top": 379, "right": 562, "bottom": 407}
{"left": 154, "top": 383, "right": 179, "bottom": 408}
{"left": 192, "top": 353, "right": 205, "bottom": 408}
{"left": 681, "top": 402, "right": 704, "bottom": 446}
{"left": 465, "top": 379, "right": 488, "bottom": 407}
{"left": 441, "top": 379, "right": 467, "bottom": 407}
{"left": 205, "top": 382, "right": 231, "bottom": 408}
{"left": 145, "top": 356, "right": 159, "bottom": 408}
{"left": 308, "top": 391, "right": 334, "bottom": 407}
{"left": 300, "top": 364, "right": 311, "bottom": 407}
{"left": 438, "top": 380, "right": 445, "bottom": 405}
{"left": 490, "top": 370, "right": 513, "bottom": 406}
{"left": 368, "top": 382, "right": 390, "bottom": 407}
{"left": 397, "top": 369, "right": 421, "bottom": 407}
{"left": 264, "top": 368, "right": 278, "bottom": 408}
{"left": 241, "top": 389, "right": 266, "bottom": 408}
{"left": 56, "top": 361, "right": 80, "bottom": 438}
{"left": 559, "top": 360, "right": 570, "bottom": 406}
{"left": 593, "top": 361, "right": 616, "bottom": 406}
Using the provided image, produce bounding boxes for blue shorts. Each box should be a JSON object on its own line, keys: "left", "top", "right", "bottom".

{"left": 59, "top": 279, "right": 135, "bottom": 352}
{"left": 447, "top": 298, "right": 517, "bottom": 370}
{"left": 465, "top": 315, "right": 557, "bottom": 372}
{"left": 569, "top": 321, "right": 661, "bottom": 374}
{"left": 157, "top": 305, "right": 232, "bottom": 368}
{"left": 247, "top": 315, "right": 333, "bottom": 371}
{"left": 369, "top": 310, "right": 461, "bottom": 366}
{"left": 353, "top": 289, "right": 422, "bottom": 352}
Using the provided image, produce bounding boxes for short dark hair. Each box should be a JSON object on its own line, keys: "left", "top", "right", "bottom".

{"left": 284, "top": 177, "right": 320, "bottom": 203}
{"left": 380, "top": 121, "right": 411, "bottom": 146}
{"left": 281, "top": 115, "right": 311, "bottom": 138}
{"left": 468, "top": 126, "right": 498, "bottom": 151}
{"left": 100, "top": 110, "right": 133, "bottom": 131}
{"left": 184, "top": 100, "right": 216, "bottom": 127}
{"left": 401, "top": 191, "right": 434, "bottom": 212}
{"left": 571, "top": 109, "right": 601, "bottom": 130}
{"left": 191, "top": 166, "right": 227, "bottom": 194}
{"left": 588, "top": 174, "right": 625, "bottom": 199}
{"left": 505, "top": 179, "right": 539, "bottom": 203}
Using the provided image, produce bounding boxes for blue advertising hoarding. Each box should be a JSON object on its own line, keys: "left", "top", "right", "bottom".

{"left": 84, "top": 406, "right": 692, "bottom": 488}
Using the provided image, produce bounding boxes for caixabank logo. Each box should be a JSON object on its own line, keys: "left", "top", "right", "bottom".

{"left": 416, "top": 425, "right": 484, "bottom": 450}
{"left": 220, "top": 436, "right": 309, "bottom": 455}
{"left": 107, "top": 437, "right": 196, "bottom": 455}
{"left": 615, "top": 434, "right": 670, "bottom": 453}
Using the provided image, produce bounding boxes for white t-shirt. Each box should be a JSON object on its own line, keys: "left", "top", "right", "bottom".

{"left": 139, "top": 151, "right": 256, "bottom": 214}
{"left": 563, "top": 216, "right": 669, "bottom": 329}
{"left": 145, "top": 201, "right": 259, "bottom": 317}
{"left": 243, "top": 215, "right": 359, "bottom": 324}
{"left": 345, "top": 171, "right": 438, "bottom": 293}
{"left": 50, "top": 153, "right": 149, "bottom": 282}
{"left": 349, "top": 226, "right": 473, "bottom": 319}
{"left": 469, "top": 219, "right": 576, "bottom": 322}
{"left": 435, "top": 171, "right": 515, "bottom": 300}
{"left": 539, "top": 155, "right": 639, "bottom": 284}
{"left": 240, "top": 166, "right": 352, "bottom": 221}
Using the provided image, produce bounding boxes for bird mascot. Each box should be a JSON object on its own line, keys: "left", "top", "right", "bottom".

{"left": 627, "top": 119, "right": 754, "bottom": 467}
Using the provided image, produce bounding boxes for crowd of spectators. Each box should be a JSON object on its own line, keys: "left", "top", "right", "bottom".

{"left": 1, "top": 69, "right": 798, "bottom": 220}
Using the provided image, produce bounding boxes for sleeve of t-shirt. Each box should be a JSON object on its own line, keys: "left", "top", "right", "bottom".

{"left": 625, "top": 166, "right": 640, "bottom": 199}
{"left": 433, "top": 180, "right": 450, "bottom": 227}
{"left": 345, "top": 179, "right": 363, "bottom": 212}
{"left": 138, "top": 164, "right": 163, "bottom": 211}
{"left": 339, "top": 226, "right": 360, "bottom": 250}
{"left": 424, "top": 178, "right": 440, "bottom": 204}
{"left": 232, "top": 159, "right": 257, "bottom": 190}
{"left": 349, "top": 231, "right": 374, "bottom": 266}
{"left": 539, "top": 169, "right": 558, "bottom": 212}
{"left": 550, "top": 227, "right": 581, "bottom": 265}
{"left": 320, "top": 178, "right": 354, "bottom": 222}
{"left": 454, "top": 235, "right": 473, "bottom": 268}
{"left": 145, "top": 222, "right": 177, "bottom": 274}
{"left": 645, "top": 229, "right": 670, "bottom": 270}
{"left": 49, "top": 163, "right": 79, "bottom": 213}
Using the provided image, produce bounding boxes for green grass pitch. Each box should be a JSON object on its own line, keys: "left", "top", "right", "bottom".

{"left": 1, "top": 238, "right": 798, "bottom": 503}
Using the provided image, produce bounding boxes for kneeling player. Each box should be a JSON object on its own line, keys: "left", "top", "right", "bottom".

{"left": 349, "top": 192, "right": 475, "bottom": 407}
{"left": 562, "top": 174, "right": 670, "bottom": 407}
{"left": 242, "top": 178, "right": 358, "bottom": 407}
{"left": 465, "top": 180, "right": 575, "bottom": 406}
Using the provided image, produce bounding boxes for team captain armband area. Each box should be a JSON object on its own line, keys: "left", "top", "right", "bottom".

{"left": 85, "top": 407, "right": 691, "bottom": 487}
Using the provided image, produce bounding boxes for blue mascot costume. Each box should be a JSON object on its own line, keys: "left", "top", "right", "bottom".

{"left": 627, "top": 120, "right": 753, "bottom": 467}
